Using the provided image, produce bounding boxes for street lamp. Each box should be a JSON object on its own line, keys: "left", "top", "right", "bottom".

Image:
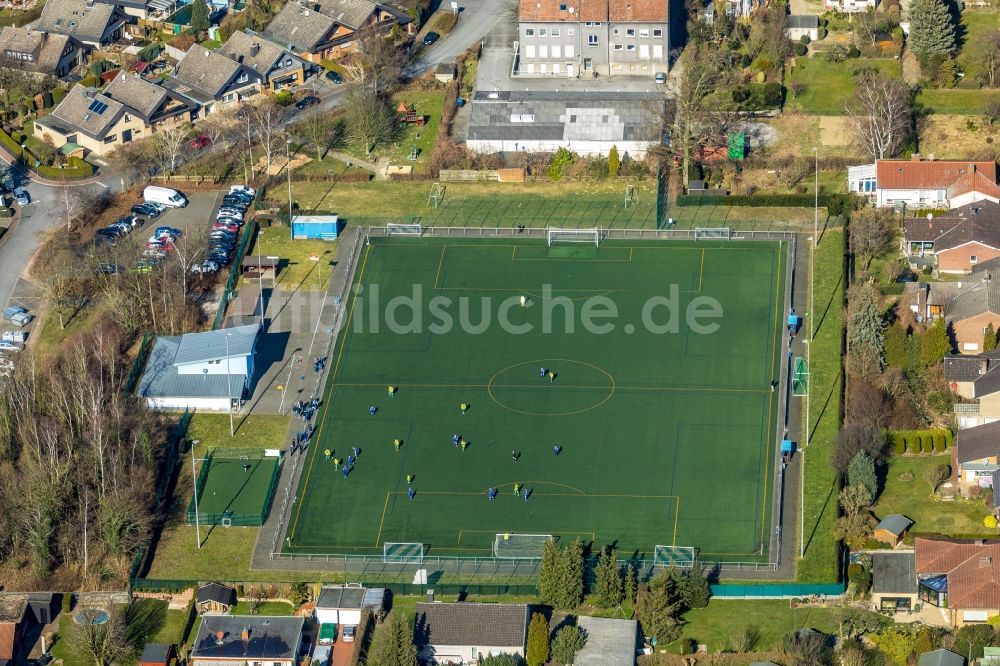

{"left": 257, "top": 229, "right": 265, "bottom": 323}
{"left": 191, "top": 444, "right": 204, "bottom": 549}
{"left": 812, "top": 146, "right": 818, "bottom": 248}
{"left": 286, "top": 137, "right": 293, "bottom": 241}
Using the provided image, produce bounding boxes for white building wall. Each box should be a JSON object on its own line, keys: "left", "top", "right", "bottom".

{"left": 418, "top": 645, "right": 525, "bottom": 665}
{"left": 145, "top": 396, "right": 231, "bottom": 412}
{"left": 949, "top": 192, "right": 1000, "bottom": 208}
{"left": 877, "top": 187, "right": 948, "bottom": 208}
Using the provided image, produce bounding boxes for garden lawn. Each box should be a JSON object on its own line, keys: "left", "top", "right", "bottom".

{"left": 293, "top": 155, "right": 357, "bottom": 177}
{"left": 798, "top": 229, "right": 844, "bottom": 582}
{"left": 341, "top": 89, "right": 445, "bottom": 172}
{"left": 786, "top": 58, "right": 900, "bottom": 114}
{"left": 956, "top": 11, "right": 1000, "bottom": 88}
{"left": 874, "top": 454, "right": 997, "bottom": 537}
{"left": 916, "top": 88, "right": 996, "bottom": 115}
{"left": 667, "top": 600, "right": 875, "bottom": 653}
{"left": 232, "top": 600, "right": 295, "bottom": 615}
{"left": 250, "top": 228, "right": 338, "bottom": 291}
{"left": 186, "top": 413, "right": 290, "bottom": 452}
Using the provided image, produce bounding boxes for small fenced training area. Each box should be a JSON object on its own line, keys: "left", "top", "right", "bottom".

{"left": 188, "top": 448, "right": 282, "bottom": 527}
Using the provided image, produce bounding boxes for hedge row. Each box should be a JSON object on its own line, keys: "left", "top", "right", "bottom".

{"left": 676, "top": 192, "right": 860, "bottom": 215}
{"left": 0, "top": 127, "right": 94, "bottom": 179}
{"left": 889, "top": 428, "right": 954, "bottom": 455}
{"left": 288, "top": 171, "right": 372, "bottom": 183}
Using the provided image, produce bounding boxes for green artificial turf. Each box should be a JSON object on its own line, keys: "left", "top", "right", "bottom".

{"left": 287, "top": 237, "right": 786, "bottom": 562}
{"left": 189, "top": 452, "right": 279, "bottom": 525}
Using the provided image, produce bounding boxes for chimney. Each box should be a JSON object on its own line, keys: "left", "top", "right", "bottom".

{"left": 215, "top": 630, "right": 225, "bottom": 646}
{"left": 241, "top": 626, "right": 251, "bottom": 642}
{"left": 204, "top": 48, "right": 210, "bottom": 57}
{"left": 250, "top": 42, "right": 259, "bottom": 56}
{"left": 980, "top": 556, "right": 992, "bottom": 568}
{"left": 970, "top": 163, "right": 977, "bottom": 174}
{"left": 927, "top": 153, "right": 935, "bottom": 161}
{"left": 426, "top": 589, "right": 435, "bottom": 603}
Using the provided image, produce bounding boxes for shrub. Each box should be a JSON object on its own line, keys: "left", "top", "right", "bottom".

{"left": 273, "top": 90, "right": 294, "bottom": 107}
{"left": 800, "top": 34, "right": 811, "bottom": 44}
{"left": 933, "top": 434, "right": 945, "bottom": 453}
{"left": 907, "top": 434, "right": 922, "bottom": 454}
{"left": 818, "top": 26, "right": 828, "bottom": 39}
{"left": 794, "top": 43, "right": 808, "bottom": 56}
{"left": 893, "top": 432, "right": 906, "bottom": 455}
{"left": 848, "top": 45, "right": 861, "bottom": 58}
{"left": 921, "top": 435, "right": 933, "bottom": 454}
{"left": 430, "top": 10, "right": 458, "bottom": 33}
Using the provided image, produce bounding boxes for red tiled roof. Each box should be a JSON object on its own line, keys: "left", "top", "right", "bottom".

{"left": 0, "top": 622, "right": 16, "bottom": 660}
{"left": 519, "top": 0, "right": 632, "bottom": 22}
{"left": 915, "top": 537, "right": 1000, "bottom": 610}
{"left": 876, "top": 159, "right": 998, "bottom": 191}
{"left": 608, "top": 0, "right": 668, "bottom": 21}
{"left": 948, "top": 169, "right": 1000, "bottom": 200}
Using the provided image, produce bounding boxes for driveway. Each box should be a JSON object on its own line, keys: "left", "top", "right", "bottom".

{"left": 402, "top": 0, "right": 512, "bottom": 79}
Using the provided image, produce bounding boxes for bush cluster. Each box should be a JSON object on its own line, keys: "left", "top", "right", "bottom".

{"left": 889, "top": 429, "right": 952, "bottom": 455}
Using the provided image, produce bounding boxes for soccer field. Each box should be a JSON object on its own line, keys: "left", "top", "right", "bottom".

{"left": 189, "top": 451, "right": 279, "bottom": 527}
{"left": 286, "top": 237, "right": 787, "bottom": 562}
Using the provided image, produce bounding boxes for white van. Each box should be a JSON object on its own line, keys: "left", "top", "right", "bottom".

{"left": 143, "top": 185, "right": 187, "bottom": 208}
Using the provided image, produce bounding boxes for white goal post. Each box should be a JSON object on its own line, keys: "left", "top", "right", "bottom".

{"left": 382, "top": 542, "right": 425, "bottom": 564}
{"left": 386, "top": 223, "right": 424, "bottom": 236}
{"left": 694, "top": 227, "right": 731, "bottom": 240}
{"left": 547, "top": 228, "right": 601, "bottom": 247}
{"left": 493, "top": 533, "right": 555, "bottom": 559}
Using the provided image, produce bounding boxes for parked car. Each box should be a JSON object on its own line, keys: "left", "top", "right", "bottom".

{"left": 213, "top": 223, "right": 239, "bottom": 235}
{"left": 191, "top": 260, "right": 219, "bottom": 274}
{"left": 146, "top": 201, "right": 167, "bottom": 213}
{"left": 97, "top": 227, "right": 124, "bottom": 240}
{"left": 2, "top": 330, "right": 26, "bottom": 344}
{"left": 190, "top": 135, "right": 212, "bottom": 149}
{"left": 130, "top": 258, "right": 156, "bottom": 273}
{"left": 654, "top": 71, "right": 667, "bottom": 84}
{"left": 117, "top": 215, "right": 143, "bottom": 229}
{"left": 325, "top": 70, "right": 343, "bottom": 84}
{"left": 216, "top": 215, "right": 243, "bottom": 227}
{"left": 131, "top": 203, "right": 160, "bottom": 218}
{"left": 229, "top": 185, "right": 256, "bottom": 197}
{"left": 343, "top": 625, "right": 356, "bottom": 643}
{"left": 143, "top": 247, "right": 167, "bottom": 258}
{"left": 2, "top": 307, "right": 32, "bottom": 328}
{"left": 13, "top": 187, "right": 30, "bottom": 206}
{"left": 422, "top": 31, "right": 439, "bottom": 46}
{"left": 144, "top": 185, "right": 187, "bottom": 208}
{"left": 218, "top": 207, "right": 244, "bottom": 219}
{"left": 155, "top": 226, "right": 182, "bottom": 238}
{"left": 2, "top": 306, "right": 28, "bottom": 321}
{"left": 222, "top": 196, "right": 250, "bottom": 208}
{"left": 0, "top": 340, "right": 21, "bottom": 352}
{"left": 296, "top": 95, "right": 320, "bottom": 110}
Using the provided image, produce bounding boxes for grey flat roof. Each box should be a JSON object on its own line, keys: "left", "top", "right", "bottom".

{"left": 574, "top": 616, "right": 638, "bottom": 666}
{"left": 872, "top": 551, "right": 918, "bottom": 595}
{"left": 875, "top": 514, "right": 913, "bottom": 537}
{"left": 137, "top": 335, "right": 245, "bottom": 400}
{"left": 317, "top": 586, "right": 366, "bottom": 610}
{"left": 173, "top": 322, "right": 260, "bottom": 365}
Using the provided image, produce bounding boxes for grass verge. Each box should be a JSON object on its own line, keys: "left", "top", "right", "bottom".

{"left": 786, "top": 58, "right": 900, "bottom": 115}
{"left": 798, "top": 229, "right": 844, "bottom": 582}
{"left": 250, "top": 229, "right": 338, "bottom": 291}
{"left": 186, "top": 413, "right": 290, "bottom": 451}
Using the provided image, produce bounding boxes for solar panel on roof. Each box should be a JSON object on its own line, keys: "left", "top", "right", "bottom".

{"left": 88, "top": 99, "right": 108, "bottom": 114}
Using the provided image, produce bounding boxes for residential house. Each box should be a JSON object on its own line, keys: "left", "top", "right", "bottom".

{"left": 217, "top": 30, "right": 310, "bottom": 92}
{"left": 826, "top": 0, "right": 878, "bottom": 12}
{"left": 33, "top": 0, "right": 128, "bottom": 49}
{"left": 954, "top": 421, "right": 1000, "bottom": 490}
{"left": 139, "top": 643, "right": 176, "bottom": 666}
{"left": 786, "top": 15, "right": 819, "bottom": 41}
{"left": 137, "top": 323, "right": 261, "bottom": 411}
{"left": 0, "top": 593, "right": 56, "bottom": 665}
{"left": 849, "top": 157, "right": 1000, "bottom": 209}
{"left": 167, "top": 44, "right": 263, "bottom": 114}
{"left": 873, "top": 514, "right": 913, "bottom": 547}
{"left": 915, "top": 537, "right": 1000, "bottom": 625}
{"left": 903, "top": 202, "right": 1000, "bottom": 273}
{"left": 871, "top": 551, "right": 919, "bottom": 612}
{"left": 942, "top": 348, "right": 1000, "bottom": 428}
{"left": 517, "top": 0, "right": 670, "bottom": 77}
{"left": 414, "top": 602, "right": 529, "bottom": 664}
{"left": 263, "top": 0, "right": 411, "bottom": 65}
{"left": 940, "top": 267, "right": 1000, "bottom": 353}
{"left": 574, "top": 616, "right": 639, "bottom": 666}
{"left": 919, "top": 650, "right": 966, "bottom": 666}
{"left": 195, "top": 583, "right": 237, "bottom": 614}
{"left": 34, "top": 72, "right": 193, "bottom": 157}
{"left": 189, "top": 616, "right": 304, "bottom": 666}
{"left": 0, "top": 27, "right": 83, "bottom": 78}
{"left": 466, "top": 90, "right": 663, "bottom": 157}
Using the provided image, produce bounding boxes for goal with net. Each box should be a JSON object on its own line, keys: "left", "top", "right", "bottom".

{"left": 382, "top": 542, "right": 425, "bottom": 564}
{"left": 493, "top": 533, "right": 555, "bottom": 559}
{"left": 547, "top": 228, "right": 601, "bottom": 247}
{"left": 653, "top": 545, "right": 698, "bottom": 568}
{"left": 694, "top": 227, "right": 731, "bottom": 240}
{"left": 386, "top": 222, "right": 424, "bottom": 236}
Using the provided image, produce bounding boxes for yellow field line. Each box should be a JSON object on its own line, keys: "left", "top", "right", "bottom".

{"left": 289, "top": 242, "right": 372, "bottom": 539}
{"left": 673, "top": 496, "right": 681, "bottom": 547}
{"left": 333, "top": 382, "right": 769, "bottom": 394}
{"left": 374, "top": 491, "right": 392, "bottom": 547}
{"left": 698, "top": 248, "right": 705, "bottom": 292}
{"left": 760, "top": 244, "right": 783, "bottom": 549}
{"left": 433, "top": 245, "right": 447, "bottom": 290}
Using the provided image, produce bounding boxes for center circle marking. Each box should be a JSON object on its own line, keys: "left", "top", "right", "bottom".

{"left": 487, "top": 359, "right": 616, "bottom": 416}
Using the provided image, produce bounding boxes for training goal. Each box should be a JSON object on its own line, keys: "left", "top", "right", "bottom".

{"left": 547, "top": 228, "right": 601, "bottom": 247}
{"left": 385, "top": 222, "right": 424, "bottom": 237}
{"left": 653, "top": 545, "right": 698, "bottom": 568}
{"left": 694, "top": 227, "right": 731, "bottom": 240}
{"left": 382, "top": 542, "right": 425, "bottom": 564}
{"left": 493, "top": 533, "right": 555, "bottom": 559}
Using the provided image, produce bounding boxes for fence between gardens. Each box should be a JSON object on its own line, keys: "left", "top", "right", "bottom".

{"left": 0, "top": 127, "right": 95, "bottom": 179}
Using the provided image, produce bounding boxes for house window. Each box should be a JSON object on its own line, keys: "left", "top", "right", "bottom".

{"left": 565, "top": 45, "right": 574, "bottom": 57}
{"left": 588, "top": 34, "right": 598, "bottom": 46}
{"left": 540, "top": 28, "right": 547, "bottom": 36}
{"left": 971, "top": 255, "right": 978, "bottom": 264}
{"left": 570, "top": 114, "right": 577, "bottom": 122}
{"left": 104, "top": 134, "right": 117, "bottom": 143}
{"left": 124, "top": 114, "right": 131, "bottom": 122}
{"left": 626, "top": 28, "right": 635, "bottom": 36}
{"left": 613, "top": 43, "right": 623, "bottom": 50}
{"left": 653, "top": 28, "right": 662, "bottom": 36}
{"left": 626, "top": 44, "right": 636, "bottom": 51}
{"left": 551, "top": 28, "right": 560, "bottom": 36}
{"left": 560, "top": 2, "right": 567, "bottom": 8}
{"left": 285, "top": 58, "right": 292, "bottom": 66}
{"left": 640, "top": 29, "right": 649, "bottom": 37}
{"left": 613, "top": 28, "right": 619, "bottom": 35}
{"left": 568, "top": 28, "right": 574, "bottom": 35}
{"left": 238, "top": 73, "right": 248, "bottom": 83}
{"left": 525, "top": 28, "right": 534, "bottom": 35}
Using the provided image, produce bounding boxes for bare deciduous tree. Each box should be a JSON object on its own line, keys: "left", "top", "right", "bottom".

{"left": 345, "top": 26, "right": 406, "bottom": 92}
{"left": 846, "top": 71, "right": 912, "bottom": 160}
{"left": 153, "top": 123, "right": 192, "bottom": 173}
{"left": 296, "top": 114, "right": 345, "bottom": 160}
{"left": 345, "top": 86, "right": 397, "bottom": 157}
{"left": 246, "top": 100, "right": 288, "bottom": 174}
{"left": 67, "top": 606, "right": 135, "bottom": 666}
